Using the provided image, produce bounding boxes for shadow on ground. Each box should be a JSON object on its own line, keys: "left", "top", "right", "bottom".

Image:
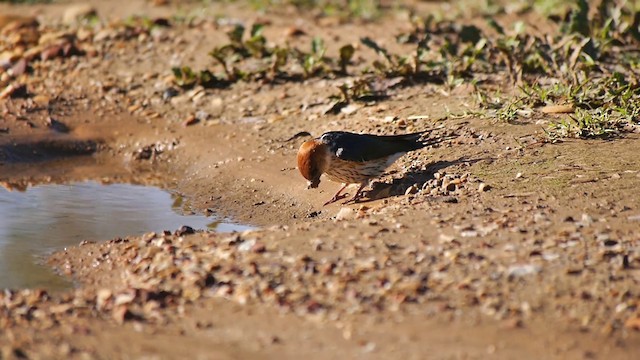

{"left": 360, "top": 157, "right": 487, "bottom": 202}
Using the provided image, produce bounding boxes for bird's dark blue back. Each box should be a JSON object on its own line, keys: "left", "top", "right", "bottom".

{"left": 319, "top": 131, "right": 427, "bottom": 162}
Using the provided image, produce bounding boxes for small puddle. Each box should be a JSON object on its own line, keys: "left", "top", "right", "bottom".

{"left": 0, "top": 181, "right": 253, "bottom": 290}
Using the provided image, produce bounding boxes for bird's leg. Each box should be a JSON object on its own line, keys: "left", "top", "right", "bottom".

{"left": 342, "top": 183, "right": 367, "bottom": 204}
{"left": 323, "top": 183, "right": 349, "bottom": 206}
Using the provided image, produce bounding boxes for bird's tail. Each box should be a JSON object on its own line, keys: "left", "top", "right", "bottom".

{"left": 376, "top": 129, "right": 431, "bottom": 142}
{"left": 378, "top": 129, "right": 456, "bottom": 151}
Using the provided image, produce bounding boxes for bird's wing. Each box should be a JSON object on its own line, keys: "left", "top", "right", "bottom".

{"left": 319, "top": 131, "right": 430, "bottom": 162}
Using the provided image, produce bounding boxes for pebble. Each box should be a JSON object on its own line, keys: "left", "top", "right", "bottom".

{"left": 335, "top": 207, "right": 355, "bottom": 221}
{"left": 195, "top": 110, "right": 210, "bottom": 121}
{"left": 627, "top": 214, "right": 640, "bottom": 221}
{"left": 63, "top": 5, "right": 97, "bottom": 24}
{"left": 404, "top": 184, "right": 418, "bottom": 195}
{"left": 182, "top": 115, "right": 199, "bottom": 127}
{"left": 162, "top": 87, "right": 179, "bottom": 101}
{"left": 506, "top": 264, "right": 542, "bottom": 278}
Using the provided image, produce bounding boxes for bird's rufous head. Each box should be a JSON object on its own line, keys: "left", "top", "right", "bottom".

{"left": 297, "top": 139, "right": 330, "bottom": 189}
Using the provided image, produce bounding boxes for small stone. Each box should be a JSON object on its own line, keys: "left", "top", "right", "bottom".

{"left": 94, "top": 29, "right": 115, "bottom": 42}
{"left": 114, "top": 291, "right": 136, "bottom": 306}
{"left": 404, "top": 184, "right": 418, "bottom": 195}
{"left": 195, "top": 110, "right": 210, "bottom": 121}
{"left": 210, "top": 97, "right": 224, "bottom": 109}
{"left": 443, "top": 182, "right": 456, "bottom": 192}
{"left": 96, "top": 289, "right": 112, "bottom": 310}
{"left": 627, "top": 214, "right": 640, "bottom": 221}
{"left": 76, "top": 27, "right": 93, "bottom": 41}
{"left": 580, "top": 213, "right": 594, "bottom": 226}
{"left": 238, "top": 238, "right": 256, "bottom": 252}
{"left": 182, "top": 115, "right": 199, "bottom": 127}
{"left": 539, "top": 104, "right": 574, "bottom": 114}
{"left": 63, "top": 4, "right": 97, "bottom": 24}
{"left": 361, "top": 342, "right": 376, "bottom": 353}
{"left": 46, "top": 117, "right": 70, "bottom": 133}
{"left": 506, "top": 264, "right": 541, "bottom": 278}
{"left": 175, "top": 226, "right": 195, "bottom": 236}
{"left": 335, "top": 207, "right": 355, "bottom": 221}
{"left": 112, "top": 305, "right": 133, "bottom": 325}
{"left": 624, "top": 316, "right": 640, "bottom": 330}
{"left": 0, "top": 83, "right": 27, "bottom": 99}
{"left": 340, "top": 103, "right": 362, "bottom": 115}
{"left": 162, "top": 87, "right": 179, "bottom": 101}
{"left": 478, "top": 183, "right": 490, "bottom": 192}
{"left": 8, "top": 58, "right": 26, "bottom": 77}
{"left": 501, "top": 318, "right": 524, "bottom": 329}
{"left": 0, "top": 15, "right": 38, "bottom": 33}
{"left": 284, "top": 26, "right": 306, "bottom": 37}
{"left": 251, "top": 241, "right": 266, "bottom": 253}
{"left": 33, "top": 94, "right": 50, "bottom": 106}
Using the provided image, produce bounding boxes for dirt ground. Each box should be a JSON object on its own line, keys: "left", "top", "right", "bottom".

{"left": 1, "top": 0, "right": 640, "bottom": 359}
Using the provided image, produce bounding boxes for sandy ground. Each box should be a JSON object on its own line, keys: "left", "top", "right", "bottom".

{"left": 1, "top": 0, "right": 640, "bottom": 359}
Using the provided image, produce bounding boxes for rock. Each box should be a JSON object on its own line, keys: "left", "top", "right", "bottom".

{"left": 237, "top": 238, "right": 256, "bottom": 252}
{"left": 507, "top": 264, "right": 541, "bottom": 278}
{"left": 579, "top": 213, "right": 594, "bottom": 226}
{"left": 210, "top": 96, "right": 224, "bottom": 108}
{"left": 0, "top": 15, "right": 38, "bottom": 33}
{"left": 0, "top": 83, "right": 27, "bottom": 99}
{"left": 478, "top": 183, "right": 490, "bottom": 192}
{"left": 335, "top": 207, "right": 355, "bottom": 221}
{"left": 627, "top": 214, "right": 640, "bottom": 221}
{"left": 63, "top": 5, "right": 97, "bottom": 25}
{"left": 443, "top": 182, "right": 456, "bottom": 192}
{"left": 340, "top": 103, "right": 361, "bottom": 115}
{"left": 539, "top": 104, "right": 574, "bottom": 114}
{"left": 624, "top": 316, "right": 640, "bottom": 330}
{"left": 33, "top": 94, "right": 50, "bottom": 107}
{"left": 8, "top": 58, "right": 27, "bottom": 77}
{"left": 182, "top": 115, "right": 199, "bottom": 127}
{"left": 284, "top": 26, "right": 306, "bottom": 37}
{"left": 46, "top": 117, "right": 70, "bottom": 133}
{"left": 195, "top": 110, "right": 210, "bottom": 121}
{"left": 404, "top": 184, "right": 418, "bottom": 195}
{"left": 112, "top": 305, "right": 133, "bottom": 325}
{"left": 76, "top": 27, "right": 93, "bottom": 42}
{"left": 251, "top": 241, "right": 266, "bottom": 253}
{"left": 93, "top": 29, "right": 115, "bottom": 42}
{"left": 162, "top": 87, "right": 179, "bottom": 101}
{"left": 175, "top": 226, "right": 195, "bottom": 236}
{"left": 96, "top": 289, "right": 113, "bottom": 310}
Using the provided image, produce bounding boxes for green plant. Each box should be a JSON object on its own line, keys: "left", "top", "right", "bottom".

{"left": 171, "top": 67, "right": 217, "bottom": 88}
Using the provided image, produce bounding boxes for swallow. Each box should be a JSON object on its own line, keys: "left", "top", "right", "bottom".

{"left": 297, "top": 130, "right": 436, "bottom": 205}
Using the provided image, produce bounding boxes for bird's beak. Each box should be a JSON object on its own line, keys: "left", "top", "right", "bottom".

{"left": 308, "top": 178, "right": 320, "bottom": 189}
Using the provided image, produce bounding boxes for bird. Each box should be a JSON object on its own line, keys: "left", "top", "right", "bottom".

{"left": 297, "top": 130, "right": 438, "bottom": 205}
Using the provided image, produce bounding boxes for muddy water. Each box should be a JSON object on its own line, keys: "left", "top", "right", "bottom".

{"left": 0, "top": 182, "right": 252, "bottom": 290}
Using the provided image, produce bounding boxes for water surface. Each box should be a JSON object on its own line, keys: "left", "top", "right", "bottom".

{"left": 0, "top": 182, "right": 252, "bottom": 290}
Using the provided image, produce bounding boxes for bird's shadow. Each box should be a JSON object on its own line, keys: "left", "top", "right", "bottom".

{"left": 355, "top": 157, "right": 485, "bottom": 203}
